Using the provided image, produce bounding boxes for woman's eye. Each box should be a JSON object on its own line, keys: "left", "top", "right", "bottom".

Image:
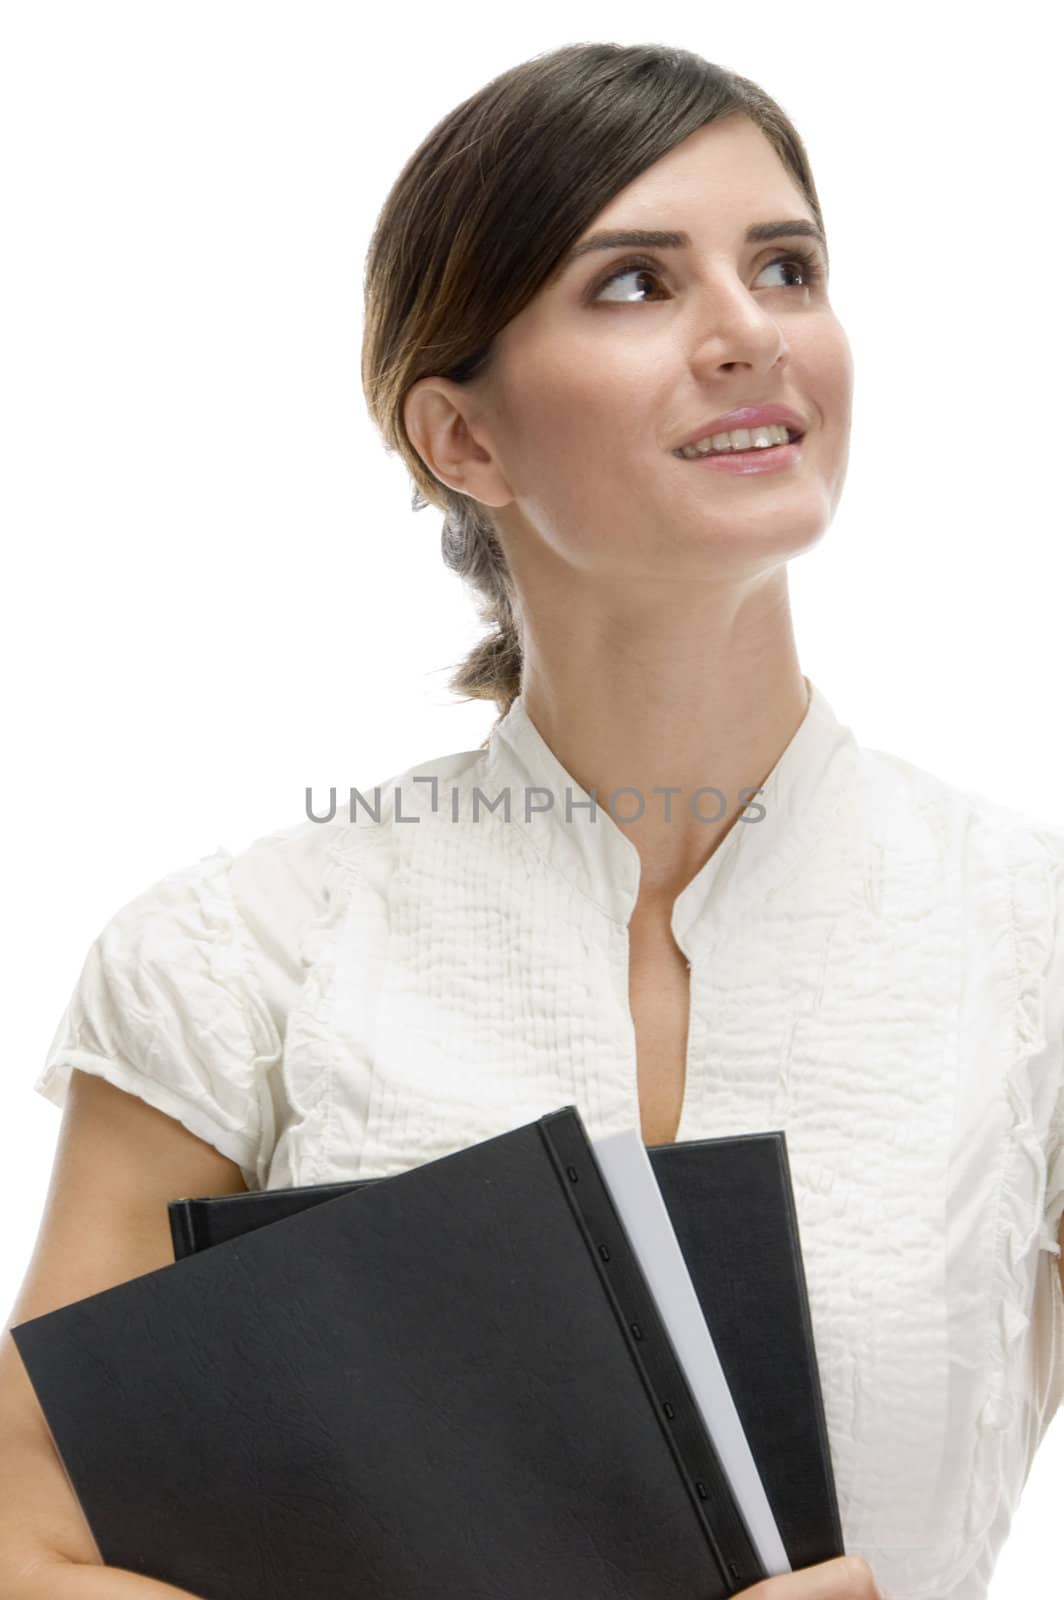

{"left": 592, "top": 261, "right": 667, "bottom": 303}
{"left": 757, "top": 253, "right": 820, "bottom": 291}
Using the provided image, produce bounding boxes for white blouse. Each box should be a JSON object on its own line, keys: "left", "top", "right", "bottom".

{"left": 36, "top": 678, "right": 1064, "bottom": 1600}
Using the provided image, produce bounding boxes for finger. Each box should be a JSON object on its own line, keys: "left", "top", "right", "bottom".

{"left": 743, "top": 1553, "right": 880, "bottom": 1599}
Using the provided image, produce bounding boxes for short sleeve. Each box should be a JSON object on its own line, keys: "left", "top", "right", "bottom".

{"left": 35, "top": 847, "right": 284, "bottom": 1191}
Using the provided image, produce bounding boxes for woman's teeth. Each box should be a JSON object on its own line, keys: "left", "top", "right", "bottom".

{"left": 674, "top": 423, "right": 793, "bottom": 458}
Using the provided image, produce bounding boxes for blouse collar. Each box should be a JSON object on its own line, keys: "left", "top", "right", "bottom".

{"left": 482, "top": 676, "right": 860, "bottom": 954}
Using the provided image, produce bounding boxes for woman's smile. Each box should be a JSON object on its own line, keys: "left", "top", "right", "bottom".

{"left": 673, "top": 433, "right": 805, "bottom": 475}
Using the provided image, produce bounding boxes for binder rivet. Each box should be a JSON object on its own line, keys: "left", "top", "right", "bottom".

{"left": 695, "top": 1480, "right": 708, "bottom": 1500}
{"left": 597, "top": 1243, "right": 611, "bottom": 1261}
{"left": 566, "top": 1164, "right": 579, "bottom": 1182}
{"left": 629, "top": 1321, "right": 644, "bottom": 1341}
{"left": 663, "top": 1401, "right": 676, "bottom": 1420}
{"left": 728, "top": 1563, "right": 741, "bottom": 1581}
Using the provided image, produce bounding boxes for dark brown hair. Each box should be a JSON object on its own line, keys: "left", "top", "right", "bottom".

{"left": 361, "top": 41, "right": 827, "bottom": 731}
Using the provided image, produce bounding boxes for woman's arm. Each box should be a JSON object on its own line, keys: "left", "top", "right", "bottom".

{"left": 0, "top": 1068, "right": 251, "bottom": 1597}
{"left": 18, "top": 1557, "right": 206, "bottom": 1598}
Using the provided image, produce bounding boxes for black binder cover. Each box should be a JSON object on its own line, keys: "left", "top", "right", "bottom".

{"left": 171, "top": 1127, "right": 843, "bottom": 1576}
{"left": 11, "top": 1106, "right": 841, "bottom": 1599}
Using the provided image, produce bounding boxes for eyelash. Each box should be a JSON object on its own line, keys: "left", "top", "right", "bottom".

{"left": 589, "top": 245, "right": 825, "bottom": 302}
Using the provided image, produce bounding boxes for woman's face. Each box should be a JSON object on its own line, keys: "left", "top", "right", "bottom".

{"left": 457, "top": 113, "right": 853, "bottom": 582}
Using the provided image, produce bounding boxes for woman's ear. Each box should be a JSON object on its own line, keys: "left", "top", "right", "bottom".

{"left": 403, "top": 376, "right": 512, "bottom": 509}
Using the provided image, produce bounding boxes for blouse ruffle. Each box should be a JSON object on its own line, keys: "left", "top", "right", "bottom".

{"left": 946, "top": 821, "right": 1064, "bottom": 1593}
{"left": 266, "top": 837, "right": 356, "bottom": 1187}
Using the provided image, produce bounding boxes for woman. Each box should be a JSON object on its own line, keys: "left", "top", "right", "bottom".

{"left": 2, "top": 40, "right": 1061, "bottom": 1600}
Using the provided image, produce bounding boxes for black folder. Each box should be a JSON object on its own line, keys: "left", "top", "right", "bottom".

{"left": 12, "top": 1104, "right": 843, "bottom": 1600}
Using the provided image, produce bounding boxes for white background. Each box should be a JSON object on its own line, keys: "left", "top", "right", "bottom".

{"left": 1, "top": 1, "right": 1060, "bottom": 1591}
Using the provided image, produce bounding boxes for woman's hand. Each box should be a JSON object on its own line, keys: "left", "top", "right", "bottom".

{"left": 735, "top": 1554, "right": 880, "bottom": 1599}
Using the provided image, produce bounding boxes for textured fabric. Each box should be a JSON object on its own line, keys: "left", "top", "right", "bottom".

{"left": 35, "top": 678, "right": 1064, "bottom": 1598}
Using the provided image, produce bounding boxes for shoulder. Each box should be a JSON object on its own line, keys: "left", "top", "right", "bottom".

{"left": 90, "top": 727, "right": 492, "bottom": 987}
{"left": 215, "top": 738, "right": 490, "bottom": 965}
{"left": 296, "top": 743, "right": 496, "bottom": 879}
{"left": 81, "top": 817, "right": 352, "bottom": 987}
{"left": 225, "top": 814, "right": 349, "bottom": 944}
{"left": 847, "top": 744, "right": 1064, "bottom": 1061}
{"left": 852, "top": 740, "right": 1064, "bottom": 879}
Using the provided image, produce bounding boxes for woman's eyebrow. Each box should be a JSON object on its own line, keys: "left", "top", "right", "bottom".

{"left": 547, "top": 218, "right": 826, "bottom": 285}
